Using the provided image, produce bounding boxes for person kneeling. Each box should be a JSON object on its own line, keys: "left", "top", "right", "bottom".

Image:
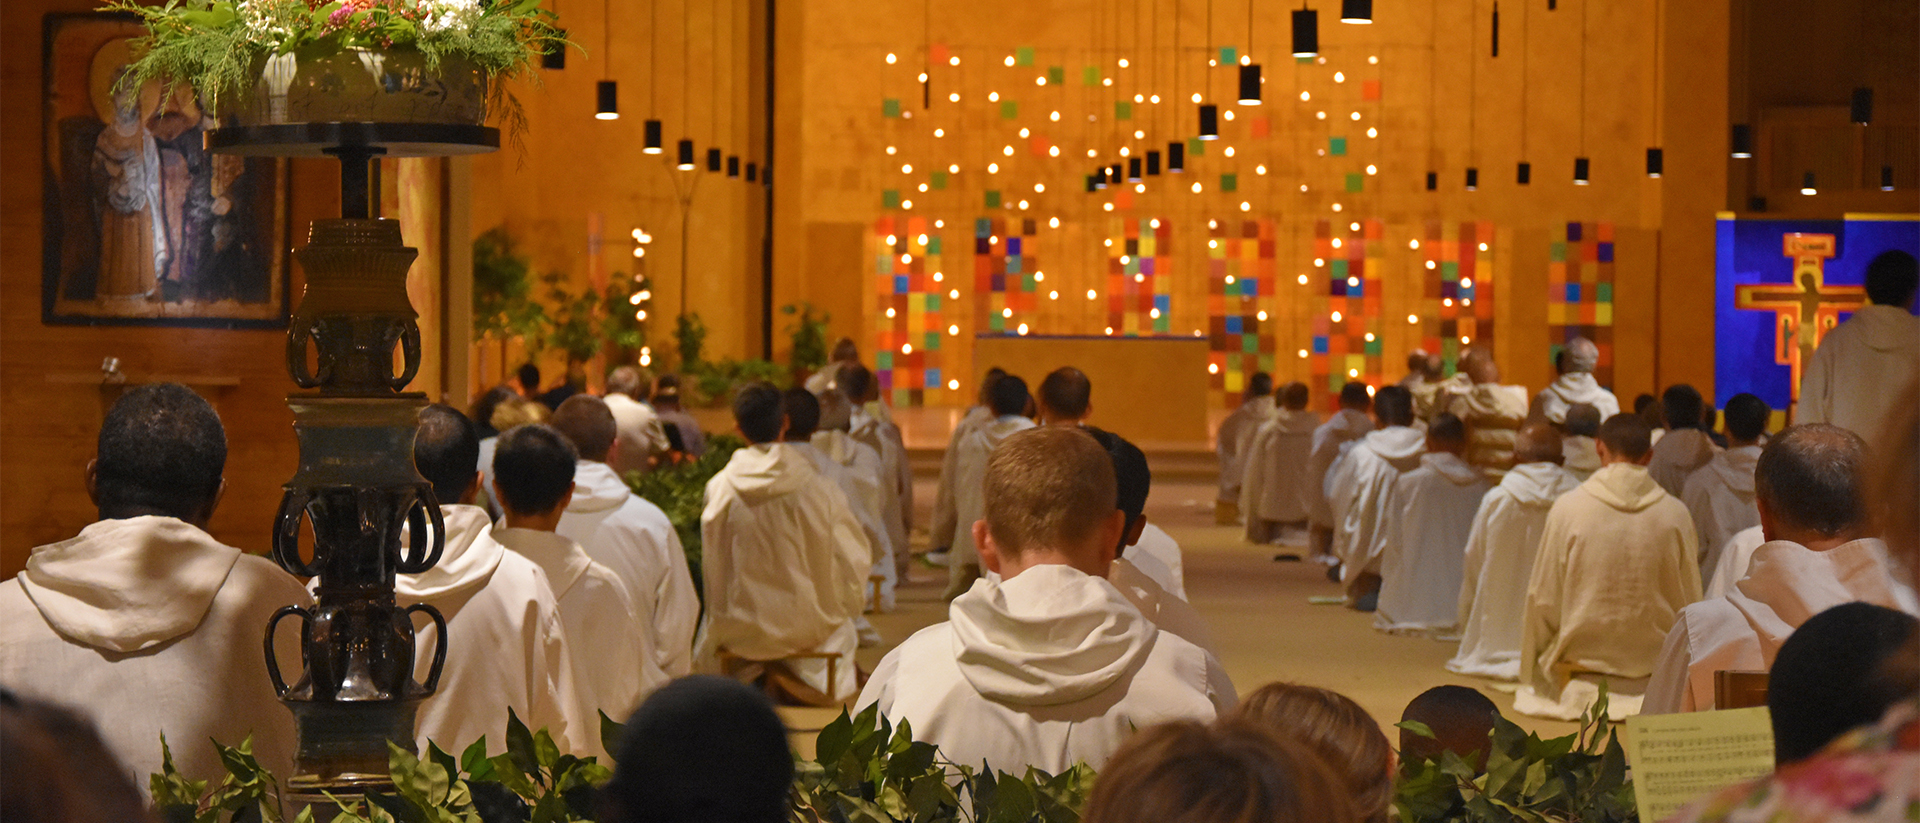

{"left": 857, "top": 427, "right": 1235, "bottom": 773}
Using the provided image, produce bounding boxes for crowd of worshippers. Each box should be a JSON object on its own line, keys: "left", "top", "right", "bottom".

{"left": 1220, "top": 248, "right": 1920, "bottom": 725}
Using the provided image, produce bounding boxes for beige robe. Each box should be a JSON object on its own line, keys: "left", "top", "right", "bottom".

{"left": 1516, "top": 463, "right": 1701, "bottom": 721}
{"left": 1647, "top": 428, "right": 1720, "bottom": 499}
{"left": 1239, "top": 408, "right": 1322, "bottom": 542}
{"left": 1328, "top": 426, "right": 1427, "bottom": 580}
{"left": 927, "top": 406, "right": 993, "bottom": 553}
{"left": 850, "top": 406, "right": 913, "bottom": 574}
{"left": 1562, "top": 436, "right": 1602, "bottom": 482}
{"left": 1374, "top": 452, "right": 1494, "bottom": 634}
{"left": 1797, "top": 304, "right": 1920, "bottom": 440}
{"left": 1448, "top": 462, "right": 1582, "bottom": 680}
{"left": 947, "top": 415, "right": 1039, "bottom": 569}
{"left": 1703, "top": 526, "right": 1766, "bottom": 600}
{"left": 1217, "top": 395, "right": 1277, "bottom": 504}
{"left": 558, "top": 460, "right": 700, "bottom": 680}
{"left": 1644, "top": 538, "right": 1912, "bottom": 714}
{"left": 1447, "top": 383, "right": 1532, "bottom": 473}
{"left": 1308, "top": 409, "right": 1375, "bottom": 529}
{"left": 802, "top": 432, "right": 895, "bottom": 608}
{"left": 1680, "top": 445, "right": 1761, "bottom": 576}
{"left": 1532, "top": 373, "right": 1622, "bottom": 425}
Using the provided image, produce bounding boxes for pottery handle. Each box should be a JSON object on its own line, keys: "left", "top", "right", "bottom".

{"left": 396, "top": 493, "right": 445, "bottom": 574}
{"left": 405, "top": 602, "right": 449, "bottom": 696}
{"left": 263, "top": 605, "right": 312, "bottom": 698}
{"left": 285, "top": 318, "right": 329, "bottom": 389}
{"left": 271, "top": 489, "right": 326, "bottom": 577}
{"left": 390, "top": 320, "right": 422, "bottom": 391}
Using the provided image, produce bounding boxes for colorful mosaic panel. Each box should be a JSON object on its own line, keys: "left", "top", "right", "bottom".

{"left": 1549, "top": 221, "right": 1617, "bottom": 388}
{"left": 1107, "top": 217, "right": 1172, "bottom": 336}
{"left": 1207, "top": 219, "right": 1277, "bottom": 403}
{"left": 1309, "top": 218, "right": 1385, "bottom": 404}
{"left": 1418, "top": 220, "right": 1497, "bottom": 375}
{"left": 871, "top": 216, "right": 950, "bottom": 408}
{"left": 975, "top": 217, "right": 1040, "bottom": 338}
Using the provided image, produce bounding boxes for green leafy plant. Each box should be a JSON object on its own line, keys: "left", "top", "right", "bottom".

{"left": 473, "top": 227, "right": 548, "bottom": 351}
{"left": 781, "top": 302, "right": 832, "bottom": 374}
{"left": 627, "top": 432, "right": 745, "bottom": 593}
{"left": 152, "top": 734, "right": 293, "bottom": 823}
{"left": 1393, "top": 691, "right": 1636, "bottom": 823}
{"left": 674, "top": 313, "right": 708, "bottom": 373}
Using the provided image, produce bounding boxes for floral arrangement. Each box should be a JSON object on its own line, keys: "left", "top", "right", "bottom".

{"left": 102, "top": 0, "right": 566, "bottom": 126}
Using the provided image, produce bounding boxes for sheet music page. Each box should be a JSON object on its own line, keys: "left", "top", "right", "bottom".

{"left": 1625, "top": 706, "right": 1776, "bottom": 822}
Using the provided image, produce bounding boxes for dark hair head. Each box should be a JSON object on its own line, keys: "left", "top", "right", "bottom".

{"left": 781, "top": 388, "right": 821, "bottom": 440}
{"left": 605, "top": 366, "right": 649, "bottom": 400}
{"left": 94, "top": 383, "right": 226, "bottom": 522}
{"left": 1246, "top": 372, "right": 1275, "bottom": 399}
{"left": 1039, "top": 367, "right": 1094, "bottom": 420}
{"left": 1234, "top": 683, "right": 1393, "bottom": 822}
{"left": 599, "top": 676, "right": 793, "bottom": 823}
{"left": 1598, "top": 413, "right": 1654, "bottom": 461}
{"left": 1280, "top": 382, "right": 1310, "bottom": 410}
{"left": 1426, "top": 413, "right": 1467, "bottom": 449}
{"left": 1372, "top": 385, "right": 1414, "bottom": 428}
{"left": 1864, "top": 250, "right": 1919, "bottom": 307}
{"left": 1755, "top": 424, "right": 1867, "bottom": 536}
{"left": 469, "top": 384, "right": 519, "bottom": 432}
{"left": 1407, "top": 350, "right": 1431, "bottom": 373}
{"left": 1082, "top": 719, "right": 1360, "bottom": 823}
{"left": 1633, "top": 393, "right": 1658, "bottom": 415}
{"left": 652, "top": 374, "right": 683, "bottom": 408}
{"left": 550, "top": 395, "right": 618, "bottom": 462}
{"left": 1661, "top": 385, "right": 1703, "bottom": 430}
{"left": 516, "top": 363, "right": 541, "bottom": 393}
{"left": 1085, "top": 426, "right": 1151, "bottom": 532}
{"left": 1399, "top": 686, "right": 1501, "bottom": 772}
{"left": 1513, "top": 422, "right": 1565, "bottom": 465}
{"left": 491, "top": 424, "right": 578, "bottom": 515}
{"left": 988, "top": 374, "right": 1031, "bottom": 417}
{"left": 731, "top": 382, "right": 785, "bottom": 443}
{"left": 1723, "top": 393, "right": 1771, "bottom": 443}
{"left": 977, "top": 366, "right": 1008, "bottom": 406}
{"left": 1339, "top": 382, "right": 1374, "bottom": 411}
{"left": 1563, "top": 403, "right": 1603, "bottom": 438}
{"left": 415, "top": 404, "right": 480, "bottom": 506}
{"left": 1768, "top": 602, "right": 1919, "bottom": 764}
{"left": 838, "top": 363, "right": 875, "bottom": 403}
{"left": 0, "top": 688, "right": 150, "bottom": 823}
{"left": 830, "top": 337, "right": 861, "bottom": 363}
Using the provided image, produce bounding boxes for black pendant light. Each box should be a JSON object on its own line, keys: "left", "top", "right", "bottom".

{"left": 1573, "top": 156, "right": 1590, "bottom": 185}
{"left": 1465, "top": 167, "right": 1479, "bottom": 191}
{"left": 643, "top": 120, "right": 664, "bottom": 154}
{"left": 676, "top": 139, "right": 696, "bottom": 170}
{"left": 1426, "top": 171, "right": 1438, "bottom": 191}
{"left": 1730, "top": 124, "right": 1753, "bottom": 158}
{"left": 727, "top": 155, "right": 741, "bottom": 177}
{"left": 1087, "top": 174, "right": 1102, "bottom": 192}
{"left": 1340, "top": 0, "right": 1371, "bottom": 23}
{"left": 706, "top": 147, "right": 722, "bottom": 172}
{"left": 746, "top": 162, "right": 758, "bottom": 182}
{"left": 1146, "top": 150, "right": 1163, "bottom": 175}
{"left": 1292, "top": 7, "right": 1319, "bottom": 57}
{"left": 1516, "top": 162, "right": 1531, "bottom": 185}
{"left": 1800, "top": 172, "right": 1817, "bottom": 195}
{"left": 1168, "top": 141, "right": 1185, "bottom": 172}
{"left": 1110, "top": 164, "right": 1124, "bottom": 184}
{"left": 1127, "top": 158, "right": 1144, "bottom": 182}
{"left": 1198, "top": 104, "right": 1219, "bottom": 139}
{"left": 1645, "top": 148, "right": 1663, "bottom": 178}
{"left": 1882, "top": 166, "right": 1896, "bottom": 191}
{"left": 1238, "top": 64, "right": 1262, "bottom": 105}
{"left": 543, "top": 28, "right": 568, "bottom": 69}
{"left": 1851, "top": 88, "right": 1873, "bottom": 125}
{"left": 595, "top": 81, "right": 619, "bottom": 120}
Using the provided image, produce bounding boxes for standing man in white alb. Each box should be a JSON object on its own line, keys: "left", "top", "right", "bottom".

{"left": 602, "top": 366, "right": 668, "bottom": 478}
{"left": 549, "top": 395, "right": 699, "bottom": 679}
{"left": 1680, "top": 393, "right": 1769, "bottom": 576}
{"left": 1531, "top": 338, "right": 1621, "bottom": 425}
{"left": 1448, "top": 423, "right": 1580, "bottom": 680}
{"left": 1798, "top": 250, "right": 1918, "bottom": 440}
{"left": 1644, "top": 424, "right": 1916, "bottom": 714}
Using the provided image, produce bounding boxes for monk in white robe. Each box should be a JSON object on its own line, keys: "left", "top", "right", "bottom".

{"left": 927, "top": 367, "right": 1006, "bottom": 561}
{"left": 1449, "top": 425, "right": 1581, "bottom": 680}
{"left": 1560, "top": 403, "right": 1604, "bottom": 482}
{"left": 0, "top": 385, "right": 308, "bottom": 785}
{"left": 1797, "top": 250, "right": 1919, "bottom": 440}
{"left": 838, "top": 363, "right": 913, "bottom": 579}
{"left": 1703, "top": 526, "right": 1765, "bottom": 600}
{"left": 699, "top": 384, "right": 867, "bottom": 702}
{"left": 403, "top": 404, "right": 591, "bottom": 755}
{"left": 492, "top": 425, "right": 651, "bottom": 744}
{"left": 946, "top": 375, "right": 1038, "bottom": 597}
{"left": 1374, "top": 414, "right": 1493, "bottom": 635}
{"left": 550, "top": 396, "right": 699, "bottom": 679}
{"left": 603, "top": 366, "right": 669, "bottom": 477}
{"left": 1646, "top": 385, "right": 1720, "bottom": 497}
{"left": 1308, "top": 382, "right": 1376, "bottom": 562}
{"left": 1517, "top": 413, "right": 1700, "bottom": 721}
{"left": 1680, "top": 393, "right": 1768, "bottom": 575}
{"left": 1216, "top": 373, "right": 1277, "bottom": 522}
{"left": 1328, "top": 385, "right": 1426, "bottom": 608}
{"left": 1531, "top": 338, "right": 1621, "bottom": 424}
{"left": 858, "top": 427, "right": 1234, "bottom": 773}
{"left": 1447, "top": 348, "right": 1531, "bottom": 474}
{"left": 1645, "top": 424, "right": 1917, "bottom": 714}
{"left": 808, "top": 387, "right": 896, "bottom": 613}
{"left": 1240, "top": 382, "right": 1322, "bottom": 544}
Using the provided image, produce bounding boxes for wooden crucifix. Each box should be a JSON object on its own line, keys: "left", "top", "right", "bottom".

{"left": 1734, "top": 233, "right": 1866, "bottom": 400}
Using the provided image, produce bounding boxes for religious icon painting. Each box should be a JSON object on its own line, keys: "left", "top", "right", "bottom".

{"left": 1420, "top": 220, "right": 1497, "bottom": 376}
{"left": 1207, "top": 219, "right": 1276, "bottom": 404}
{"left": 1712, "top": 215, "right": 1918, "bottom": 416}
{"left": 41, "top": 12, "right": 291, "bottom": 329}
{"left": 872, "top": 216, "right": 946, "bottom": 408}
{"left": 1549, "top": 222, "right": 1616, "bottom": 389}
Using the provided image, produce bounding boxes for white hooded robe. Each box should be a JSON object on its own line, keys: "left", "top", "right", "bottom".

{"left": 1679, "top": 446, "right": 1761, "bottom": 575}
{"left": 493, "top": 527, "right": 650, "bottom": 741}
{"left": 1308, "top": 409, "right": 1375, "bottom": 529}
{"left": 0, "top": 517, "right": 311, "bottom": 785}
{"left": 1798, "top": 304, "right": 1920, "bottom": 440}
{"left": 856, "top": 564, "right": 1234, "bottom": 774}
{"left": 809, "top": 430, "right": 896, "bottom": 608}
{"left": 850, "top": 406, "right": 913, "bottom": 568}
{"left": 1328, "top": 426, "right": 1428, "bottom": 580}
{"left": 1533, "top": 373, "right": 1622, "bottom": 425}
{"left": 948, "top": 416, "right": 1039, "bottom": 568}
{"left": 1216, "top": 395, "right": 1277, "bottom": 504}
{"left": 1643, "top": 538, "right": 1913, "bottom": 714}
{"left": 928, "top": 406, "right": 994, "bottom": 553}
{"left": 1561, "top": 436, "right": 1602, "bottom": 482}
{"left": 1128, "top": 522, "right": 1187, "bottom": 600}
{"left": 1703, "top": 526, "right": 1766, "bottom": 600}
{"left": 1516, "top": 463, "right": 1701, "bottom": 721}
{"left": 698, "top": 443, "right": 868, "bottom": 700}
{"left": 558, "top": 460, "right": 699, "bottom": 679}
{"left": 1647, "top": 428, "right": 1720, "bottom": 499}
{"left": 1373, "top": 452, "right": 1494, "bottom": 634}
{"left": 1448, "top": 462, "right": 1582, "bottom": 680}
{"left": 1239, "top": 408, "right": 1322, "bottom": 543}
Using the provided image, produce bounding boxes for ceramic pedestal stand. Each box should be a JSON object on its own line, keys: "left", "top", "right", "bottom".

{"left": 207, "top": 122, "right": 497, "bottom": 806}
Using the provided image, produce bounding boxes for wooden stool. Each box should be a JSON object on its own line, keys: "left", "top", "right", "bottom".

{"left": 866, "top": 575, "right": 889, "bottom": 614}
{"left": 717, "top": 649, "right": 843, "bottom": 707}
{"left": 1714, "top": 670, "right": 1770, "bottom": 710}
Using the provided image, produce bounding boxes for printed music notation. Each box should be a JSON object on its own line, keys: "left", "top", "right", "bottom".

{"left": 1625, "top": 706, "right": 1776, "bottom": 822}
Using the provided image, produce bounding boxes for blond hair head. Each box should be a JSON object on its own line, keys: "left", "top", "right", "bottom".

{"left": 1233, "top": 683, "right": 1394, "bottom": 823}
{"left": 1082, "top": 719, "right": 1360, "bottom": 823}
{"left": 983, "top": 426, "right": 1117, "bottom": 559}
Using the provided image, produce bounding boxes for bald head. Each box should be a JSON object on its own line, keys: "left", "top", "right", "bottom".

{"left": 606, "top": 366, "right": 650, "bottom": 400}
{"left": 1756, "top": 424, "right": 1867, "bottom": 540}
{"left": 1461, "top": 348, "right": 1499, "bottom": 384}
{"left": 1563, "top": 338, "right": 1599, "bottom": 374}
{"left": 1513, "top": 422, "right": 1565, "bottom": 465}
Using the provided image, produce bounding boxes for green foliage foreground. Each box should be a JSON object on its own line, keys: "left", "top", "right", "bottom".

{"left": 1393, "top": 691, "right": 1637, "bottom": 823}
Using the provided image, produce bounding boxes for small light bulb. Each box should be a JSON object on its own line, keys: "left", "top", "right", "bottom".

{"left": 1366, "top": 127, "right": 1378, "bottom": 138}
{"left": 1332, "top": 238, "right": 1343, "bottom": 248}
{"left": 1479, "top": 242, "right": 1490, "bottom": 251}
{"left": 1191, "top": 92, "right": 1203, "bottom": 103}
{"left": 1257, "top": 310, "right": 1268, "bottom": 320}
{"left": 1369, "top": 55, "right": 1380, "bottom": 64}
{"left": 1103, "top": 202, "right": 1114, "bottom": 211}
{"left": 1120, "top": 147, "right": 1131, "bottom": 157}
{"left": 1191, "top": 182, "right": 1204, "bottom": 193}
{"left": 949, "top": 324, "right": 960, "bottom": 335}
{"left": 901, "top": 199, "right": 913, "bottom": 209}
{"left": 1349, "top": 368, "right": 1361, "bottom": 378}
{"left": 900, "top": 253, "right": 912, "bottom": 263}
{"left": 1365, "top": 332, "right": 1376, "bottom": 342}
{"left": 1332, "top": 310, "right": 1344, "bottom": 322}
{"left": 988, "top": 163, "right": 999, "bottom": 173}
{"left": 1348, "top": 276, "right": 1360, "bottom": 287}
{"left": 948, "top": 164, "right": 960, "bottom": 173}
{"left": 1462, "top": 335, "right": 1472, "bottom": 344}
{"left": 1210, "top": 239, "right": 1220, "bottom": 248}
{"left": 1048, "top": 216, "right": 1060, "bottom": 228}
{"left": 902, "top": 343, "right": 913, "bottom": 354}
{"left": 1150, "top": 218, "right": 1162, "bottom": 228}
{"left": 949, "top": 289, "right": 960, "bottom": 298}
{"left": 886, "top": 145, "right": 897, "bottom": 155}
{"left": 1150, "top": 94, "right": 1161, "bottom": 103}
{"left": 932, "top": 272, "right": 943, "bottom": 281}
{"left": 901, "top": 163, "right": 913, "bottom": 173}
{"left": 1134, "top": 183, "right": 1145, "bottom": 193}
{"left": 1426, "top": 260, "right": 1437, "bottom": 270}
{"left": 1351, "top": 111, "right": 1362, "bottom": 121}
{"left": 1461, "top": 277, "right": 1474, "bottom": 288}
{"left": 1134, "top": 94, "right": 1145, "bottom": 103}
{"left": 1316, "top": 111, "right": 1327, "bottom": 120}
{"left": 1118, "top": 58, "right": 1130, "bottom": 67}
{"left": 1004, "top": 55, "right": 1016, "bottom": 66}
{"left": 948, "top": 378, "right": 961, "bottom": 389}
{"left": 1019, "top": 127, "right": 1030, "bottom": 138}
{"left": 1048, "top": 290, "right": 1059, "bottom": 300}
{"left": 1225, "top": 274, "right": 1236, "bottom": 283}
{"left": 1331, "top": 203, "right": 1344, "bottom": 212}
{"left": 1134, "top": 129, "right": 1146, "bottom": 139}
{"left": 1350, "top": 222, "right": 1362, "bottom": 231}
{"left": 1003, "top": 145, "right": 1015, "bottom": 156}
{"left": 885, "top": 52, "right": 897, "bottom": 64}
{"left": 1298, "top": 349, "right": 1309, "bottom": 358}
{"left": 1087, "top": 148, "right": 1098, "bottom": 158}
{"left": 1240, "top": 201, "right": 1251, "bottom": 211}
{"left": 1002, "top": 308, "right": 1013, "bottom": 317}
{"left": 948, "top": 92, "right": 960, "bottom": 102}
{"left": 989, "top": 91, "right": 1000, "bottom": 102}
{"left": 934, "top": 128, "right": 945, "bottom": 137}
{"left": 1366, "top": 164, "right": 1378, "bottom": 175}
{"left": 1297, "top": 274, "right": 1310, "bottom": 285}
{"left": 1103, "top": 78, "right": 1113, "bottom": 86}
{"left": 1048, "top": 145, "right": 1060, "bottom": 157}
{"left": 1335, "top": 71, "right": 1345, "bottom": 82}
{"left": 1050, "top": 110, "right": 1061, "bottom": 121}
{"left": 1150, "top": 308, "right": 1161, "bottom": 318}
{"left": 885, "top": 308, "right": 897, "bottom": 318}
{"left": 1408, "top": 314, "right": 1419, "bottom": 324}
{"left": 1134, "top": 273, "right": 1145, "bottom": 282}
{"left": 949, "top": 56, "right": 960, "bottom": 65}
{"left": 1409, "top": 239, "right": 1420, "bottom": 249}
{"left": 1300, "top": 183, "right": 1309, "bottom": 192}
{"left": 917, "top": 233, "right": 929, "bottom": 245}
{"left": 1224, "top": 110, "right": 1236, "bottom": 121}
{"left": 1256, "top": 164, "right": 1268, "bottom": 175}
{"left": 918, "top": 183, "right": 928, "bottom": 192}
{"left": 1087, "top": 289, "right": 1097, "bottom": 299}
{"left": 917, "top": 72, "right": 928, "bottom": 82}
{"left": 885, "top": 234, "right": 898, "bottom": 245}
{"left": 1314, "top": 258, "right": 1326, "bottom": 267}
{"left": 1017, "top": 199, "right": 1029, "bottom": 209}
{"left": 1300, "top": 90, "right": 1312, "bottom": 101}
{"left": 1240, "top": 54, "right": 1251, "bottom": 65}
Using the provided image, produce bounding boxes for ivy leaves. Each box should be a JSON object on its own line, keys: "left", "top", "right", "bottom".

{"left": 1392, "top": 691, "right": 1638, "bottom": 823}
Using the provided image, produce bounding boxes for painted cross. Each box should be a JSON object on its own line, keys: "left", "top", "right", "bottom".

{"left": 1734, "top": 233, "right": 1865, "bottom": 400}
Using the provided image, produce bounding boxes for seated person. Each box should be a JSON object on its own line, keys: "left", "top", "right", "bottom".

{"left": 1085, "top": 426, "right": 1214, "bottom": 652}
{"left": 1767, "top": 602, "right": 1917, "bottom": 765}
{"left": 1233, "top": 683, "right": 1393, "bottom": 823}
{"left": 699, "top": 383, "right": 867, "bottom": 703}
{"left": 0, "top": 384, "right": 310, "bottom": 785}
{"left": 944, "top": 374, "right": 1037, "bottom": 598}
{"left": 1681, "top": 392, "right": 1769, "bottom": 573}
{"left": 1398, "top": 685, "right": 1501, "bottom": 773}
{"left": 1647, "top": 384, "right": 1720, "bottom": 497}
{"left": 857, "top": 427, "right": 1234, "bottom": 773}
{"left": 1216, "top": 373, "right": 1277, "bottom": 523}
{"left": 597, "top": 676, "right": 793, "bottom": 823}
{"left": 1081, "top": 719, "right": 1360, "bottom": 823}
{"left": 492, "top": 425, "right": 650, "bottom": 740}
{"left": 1445, "top": 349, "right": 1530, "bottom": 473}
